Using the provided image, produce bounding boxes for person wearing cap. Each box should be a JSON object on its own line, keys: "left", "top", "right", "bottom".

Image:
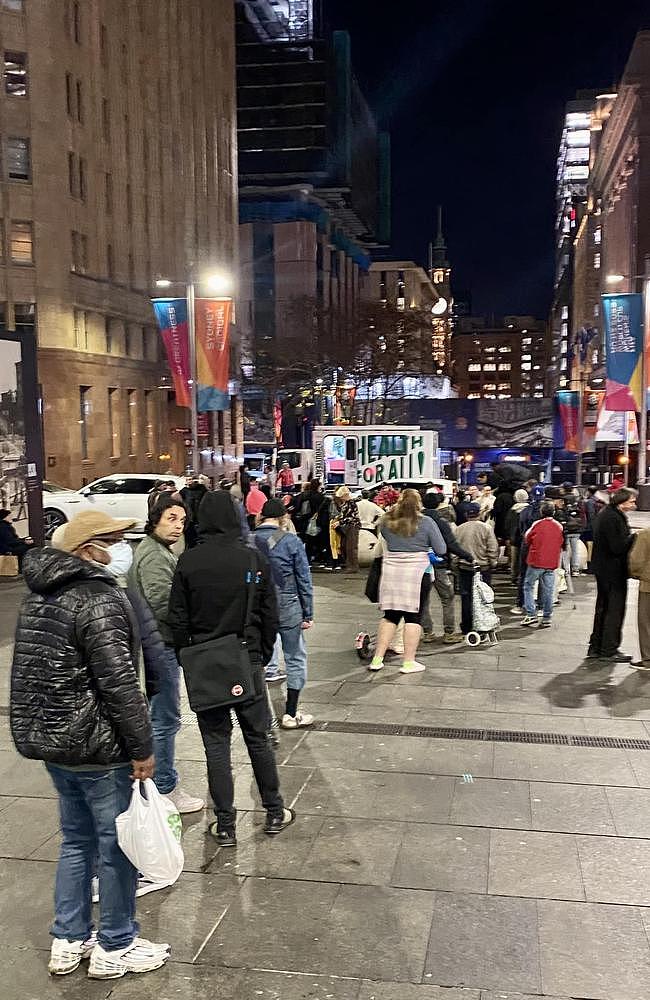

{"left": 168, "top": 491, "right": 295, "bottom": 844}
{"left": 10, "top": 511, "right": 170, "bottom": 979}
{"left": 333, "top": 485, "right": 362, "bottom": 573}
{"left": 254, "top": 499, "right": 315, "bottom": 728}
{"left": 0, "top": 507, "right": 33, "bottom": 570}
{"left": 129, "top": 494, "right": 204, "bottom": 815}
{"left": 505, "top": 488, "right": 530, "bottom": 586}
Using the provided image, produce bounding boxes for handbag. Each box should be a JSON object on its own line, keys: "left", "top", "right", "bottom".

{"left": 306, "top": 513, "right": 320, "bottom": 537}
{"left": 365, "top": 556, "right": 382, "bottom": 604}
{"left": 0, "top": 554, "right": 19, "bottom": 577}
{"left": 179, "top": 556, "right": 264, "bottom": 712}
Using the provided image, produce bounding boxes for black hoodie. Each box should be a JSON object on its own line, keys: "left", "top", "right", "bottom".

{"left": 168, "top": 491, "right": 279, "bottom": 662}
{"left": 11, "top": 547, "right": 152, "bottom": 766}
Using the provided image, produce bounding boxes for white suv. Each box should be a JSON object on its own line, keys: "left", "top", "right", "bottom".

{"left": 79, "top": 474, "right": 186, "bottom": 532}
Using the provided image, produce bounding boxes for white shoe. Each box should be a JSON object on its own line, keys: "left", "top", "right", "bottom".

{"left": 509, "top": 606, "right": 523, "bottom": 615}
{"left": 165, "top": 785, "right": 205, "bottom": 814}
{"left": 520, "top": 615, "right": 538, "bottom": 627}
{"left": 88, "top": 938, "right": 170, "bottom": 979}
{"left": 399, "top": 661, "right": 426, "bottom": 674}
{"left": 368, "top": 660, "right": 384, "bottom": 671}
{"left": 422, "top": 631, "right": 437, "bottom": 643}
{"left": 92, "top": 876, "right": 169, "bottom": 904}
{"left": 281, "top": 712, "right": 314, "bottom": 729}
{"left": 49, "top": 934, "right": 97, "bottom": 975}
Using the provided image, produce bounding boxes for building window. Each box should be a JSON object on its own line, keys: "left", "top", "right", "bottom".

{"left": 100, "top": 23, "right": 108, "bottom": 66}
{"left": 79, "top": 386, "right": 90, "bottom": 460}
{"left": 483, "top": 363, "right": 496, "bottom": 371}
{"left": 102, "top": 98, "right": 110, "bottom": 141}
{"left": 10, "top": 220, "right": 33, "bottom": 264}
{"left": 126, "top": 183, "right": 132, "bottom": 225}
{"left": 4, "top": 52, "right": 27, "bottom": 96}
{"left": 76, "top": 79, "right": 83, "bottom": 122}
{"left": 468, "top": 363, "right": 481, "bottom": 372}
{"left": 522, "top": 354, "right": 531, "bottom": 362}
{"left": 126, "top": 389, "right": 136, "bottom": 455}
{"left": 594, "top": 226, "right": 602, "bottom": 245}
{"left": 105, "top": 172, "right": 112, "bottom": 214}
{"left": 522, "top": 362, "right": 532, "bottom": 371}
{"left": 433, "top": 269, "right": 444, "bottom": 284}
{"left": 467, "top": 393, "right": 480, "bottom": 399}
{"left": 498, "top": 382, "right": 511, "bottom": 391}
{"left": 79, "top": 157, "right": 86, "bottom": 200}
{"left": 105, "top": 316, "right": 113, "bottom": 354}
{"left": 68, "top": 151, "right": 76, "bottom": 196}
{"left": 128, "top": 253, "right": 135, "bottom": 287}
{"left": 108, "top": 388, "right": 119, "bottom": 457}
{"left": 594, "top": 252, "right": 601, "bottom": 270}
{"left": 6, "top": 137, "right": 30, "bottom": 181}
{"left": 71, "top": 230, "right": 88, "bottom": 274}
{"left": 561, "top": 305, "right": 569, "bottom": 320}
{"left": 483, "top": 383, "right": 496, "bottom": 391}
{"left": 498, "top": 346, "right": 511, "bottom": 354}
{"left": 3, "top": 1, "right": 25, "bottom": 11}
{"left": 65, "top": 72, "right": 73, "bottom": 115}
{"left": 124, "top": 325, "right": 131, "bottom": 357}
{"left": 73, "top": 1, "right": 81, "bottom": 43}
{"left": 106, "top": 243, "right": 114, "bottom": 280}
{"left": 484, "top": 345, "right": 495, "bottom": 353}
{"left": 144, "top": 390, "right": 155, "bottom": 454}
{"left": 73, "top": 308, "right": 88, "bottom": 350}
{"left": 498, "top": 363, "right": 511, "bottom": 371}
{"left": 230, "top": 396, "right": 238, "bottom": 444}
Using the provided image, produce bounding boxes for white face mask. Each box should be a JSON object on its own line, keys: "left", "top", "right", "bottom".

{"left": 103, "top": 540, "right": 134, "bottom": 578}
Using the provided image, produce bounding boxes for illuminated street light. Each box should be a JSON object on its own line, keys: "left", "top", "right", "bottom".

{"left": 606, "top": 273, "right": 626, "bottom": 284}
{"left": 204, "top": 272, "right": 233, "bottom": 296}
{"left": 155, "top": 278, "right": 172, "bottom": 289}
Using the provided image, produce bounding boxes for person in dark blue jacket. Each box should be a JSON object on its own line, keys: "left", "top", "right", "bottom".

{"left": 0, "top": 508, "right": 33, "bottom": 570}
{"left": 254, "top": 499, "right": 314, "bottom": 729}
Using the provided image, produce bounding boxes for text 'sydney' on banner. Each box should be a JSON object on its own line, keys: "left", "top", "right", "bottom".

{"left": 195, "top": 298, "right": 232, "bottom": 412}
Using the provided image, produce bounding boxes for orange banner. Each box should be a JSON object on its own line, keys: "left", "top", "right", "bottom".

{"left": 195, "top": 298, "right": 231, "bottom": 412}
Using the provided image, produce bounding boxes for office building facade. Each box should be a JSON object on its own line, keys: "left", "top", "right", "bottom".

{"left": 452, "top": 316, "right": 549, "bottom": 400}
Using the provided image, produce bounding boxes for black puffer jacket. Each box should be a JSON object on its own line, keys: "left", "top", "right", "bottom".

{"left": 11, "top": 548, "right": 153, "bottom": 766}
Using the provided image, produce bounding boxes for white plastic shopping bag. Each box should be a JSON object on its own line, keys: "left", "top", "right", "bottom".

{"left": 115, "top": 779, "right": 184, "bottom": 884}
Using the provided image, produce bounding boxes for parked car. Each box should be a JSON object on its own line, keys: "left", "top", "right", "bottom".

{"left": 78, "top": 474, "right": 185, "bottom": 531}
{"left": 42, "top": 480, "right": 92, "bottom": 538}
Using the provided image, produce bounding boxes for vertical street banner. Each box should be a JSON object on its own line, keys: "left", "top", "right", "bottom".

{"left": 582, "top": 390, "right": 605, "bottom": 451}
{"left": 195, "top": 298, "right": 231, "bottom": 411}
{"left": 556, "top": 391, "right": 580, "bottom": 452}
{"left": 602, "top": 292, "right": 643, "bottom": 411}
{"left": 152, "top": 298, "right": 191, "bottom": 409}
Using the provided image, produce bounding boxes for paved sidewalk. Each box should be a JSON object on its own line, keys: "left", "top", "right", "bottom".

{"left": 3, "top": 569, "right": 650, "bottom": 998}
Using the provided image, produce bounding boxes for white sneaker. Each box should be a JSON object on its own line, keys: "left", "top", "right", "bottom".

{"left": 165, "top": 785, "right": 205, "bottom": 814}
{"left": 422, "top": 631, "right": 437, "bottom": 643}
{"left": 509, "top": 606, "right": 524, "bottom": 615}
{"left": 88, "top": 938, "right": 170, "bottom": 979}
{"left": 92, "top": 876, "right": 169, "bottom": 904}
{"left": 368, "top": 660, "right": 384, "bottom": 671}
{"left": 49, "top": 934, "right": 97, "bottom": 975}
{"left": 520, "top": 615, "right": 538, "bottom": 627}
{"left": 281, "top": 712, "right": 315, "bottom": 729}
{"left": 399, "top": 661, "right": 426, "bottom": 674}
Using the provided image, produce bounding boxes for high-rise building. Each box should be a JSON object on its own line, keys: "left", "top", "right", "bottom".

{"left": 452, "top": 316, "right": 548, "bottom": 399}
{"left": 1, "top": 0, "right": 240, "bottom": 487}
{"left": 428, "top": 207, "right": 453, "bottom": 372}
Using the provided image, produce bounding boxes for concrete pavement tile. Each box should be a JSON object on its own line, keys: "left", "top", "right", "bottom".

{"left": 488, "top": 829, "right": 584, "bottom": 901}
{"left": 112, "top": 965, "right": 362, "bottom": 1000}
{"left": 175, "top": 810, "right": 222, "bottom": 873}
{"left": 0, "top": 749, "right": 56, "bottom": 797}
{"left": 285, "top": 732, "right": 494, "bottom": 778}
{"left": 494, "top": 691, "right": 554, "bottom": 714}
{"left": 461, "top": 711, "right": 527, "bottom": 731}
{"left": 424, "top": 892, "right": 541, "bottom": 994}
{"left": 406, "top": 708, "right": 469, "bottom": 727}
{"left": 551, "top": 746, "right": 638, "bottom": 786}
{"left": 332, "top": 681, "right": 444, "bottom": 710}
{"left": 470, "top": 670, "right": 523, "bottom": 691}
{"left": 518, "top": 715, "right": 586, "bottom": 734}
{"left": 479, "top": 995, "right": 572, "bottom": 1000}
{"left": 4, "top": 946, "right": 112, "bottom": 1000}
{"left": 577, "top": 834, "right": 650, "bottom": 904}
{"left": 231, "top": 764, "right": 314, "bottom": 812}
{"left": 208, "top": 809, "right": 324, "bottom": 878}
{"left": 450, "top": 777, "right": 531, "bottom": 829}
{"left": 136, "top": 871, "right": 244, "bottom": 964}
{"left": 343, "top": 704, "right": 416, "bottom": 724}
{"left": 493, "top": 743, "right": 637, "bottom": 786}
{"left": 437, "top": 687, "right": 497, "bottom": 711}
{"left": 580, "top": 717, "right": 648, "bottom": 738}
{"left": 293, "top": 768, "right": 455, "bottom": 824}
{"left": 0, "top": 796, "right": 60, "bottom": 859}
{"left": 0, "top": 858, "right": 57, "bottom": 949}
{"left": 625, "top": 750, "right": 650, "bottom": 788}
{"left": 394, "top": 667, "right": 480, "bottom": 688}
{"left": 391, "top": 823, "right": 489, "bottom": 893}
{"left": 530, "top": 781, "right": 616, "bottom": 835}
{"left": 359, "top": 983, "right": 480, "bottom": 1000}
{"left": 605, "top": 786, "right": 650, "bottom": 837}
{"left": 0, "top": 794, "right": 17, "bottom": 812}
{"left": 538, "top": 898, "right": 650, "bottom": 1000}
{"left": 300, "top": 817, "right": 404, "bottom": 886}
{"left": 29, "top": 830, "right": 62, "bottom": 861}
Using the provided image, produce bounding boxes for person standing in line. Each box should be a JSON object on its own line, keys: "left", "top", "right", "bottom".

{"left": 245, "top": 479, "right": 266, "bottom": 530}
{"left": 129, "top": 494, "right": 205, "bottom": 814}
{"left": 0, "top": 507, "right": 33, "bottom": 570}
{"left": 277, "top": 461, "right": 295, "bottom": 494}
{"left": 11, "top": 512, "right": 170, "bottom": 979}
{"left": 588, "top": 487, "right": 637, "bottom": 663}
{"left": 179, "top": 475, "right": 209, "bottom": 550}
{"left": 478, "top": 486, "right": 495, "bottom": 522}
{"left": 255, "top": 499, "right": 315, "bottom": 728}
{"left": 368, "top": 489, "right": 446, "bottom": 675}
{"left": 333, "top": 486, "right": 362, "bottom": 573}
{"left": 356, "top": 490, "right": 384, "bottom": 531}
{"left": 628, "top": 527, "right": 650, "bottom": 671}
{"left": 422, "top": 491, "right": 472, "bottom": 644}
{"left": 561, "top": 482, "right": 584, "bottom": 575}
{"left": 455, "top": 502, "right": 499, "bottom": 635}
{"left": 168, "top": 491, "right": 295, "bottom": 845}
{"left": 511, "top": 484, "right": 545, "bottom": 615}
{"left": 581, "top": 485, "right": 601, "bottom": 570}
{"left": 238, "top": 464, "right": 251, "bottom": 501}
{"left": 520, "top": 502, "right": 565, "bottom": 628}
{"left": 505, "top": 488, "right": 530, "bottom": 585}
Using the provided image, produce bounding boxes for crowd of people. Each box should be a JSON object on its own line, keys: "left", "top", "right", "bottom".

{"left": 6, "top": 460, "right": 648, "bottom": 981}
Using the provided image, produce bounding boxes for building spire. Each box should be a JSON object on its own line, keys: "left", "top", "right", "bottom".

{"left": 432, "top": 205, "right": 449, "bottom": 267}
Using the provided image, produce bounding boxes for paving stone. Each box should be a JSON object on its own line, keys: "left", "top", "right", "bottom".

{"left": 488, "top": 830, "right": 584, "bottom": 901}
{"left": 332, "top": 681, "right": 445, "bottom": 710}
{"left": 518, "top": 715, "right": 586, "bottom": 734}
{"left": 494, "top": 691, "right": 554, "bottom": 714}
{"left": 0, "top": 796, "right": 60, "bottom": 859}
{"left": 300, "top": 817, "right": 405, "bottom": 886}
{"left": 208, "top": 809, "right": 324, "bottom": 878}
{"left": 625, "top": 750, "right": 650, "bottom": 788}
{"left": 538, "top": 898, "right": 650, "bottom": 1000}
{"left": 391, "top": 823, "right": 489, "bottom": 892}
{"left": 0, "top": 794, "right": 18, "bottom": 814}
{"left": 424, "top": 892, "right": 541, "bottom": 994}
{"left": 577, "top": 834, "right": 650, "bottom": 904}
{"left": 294, "top": 768, "right": 455, "bottom": 824}
{"left": 0, "top": 859, "right": 58, "bottom": 949}
{"left": 530, "top": 781, "right": 616, "bottom": 835}
{"left": 470, "top": 670, "right": 523, "bottom": 691}
{"left": 359, "top": 984, "right": 480, "bottom": 1000}
{"left": 203, "top": 877, "right": 436, "bottom": 982}
{"left": 112, "top": 965, "right": 362, "bottom": 1000}
{"left": 605, "top": 785, "right": 650, "bottom": 837}
{"left": 386, "top": 666, "right": 477, "bottom": 688}
{"left": 4, "top": 945, "right": 112, "bottom": 1000}
{"left": 450, "top": 777, "right": 531, "bottom": 829}
{"left": 0, "top": 750, "right": 56, "bottom": 797}
{"left": 493, "top": 743, "right": 637, "bottom": 786}
{"left": 462, "top": 711, "right": 527, "bottom": 731}
{"left": 479, "top": 994, "right": 572, "bottom": 1000}
{"left": 438, "top": 687, "right": 497, "bottom": 711}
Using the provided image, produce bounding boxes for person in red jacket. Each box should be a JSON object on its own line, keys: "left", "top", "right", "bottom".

{"left": 277, "top": 461, "right": 295, "bottom": 494}
{"left": 521, "top": 501, "right": 564, "bottom": 628}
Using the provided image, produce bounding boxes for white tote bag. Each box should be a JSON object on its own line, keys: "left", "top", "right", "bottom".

{"left": 116, "top": 779, "right": 184, "bottom": 885}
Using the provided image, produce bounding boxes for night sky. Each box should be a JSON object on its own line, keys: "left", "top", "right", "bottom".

{"left": 328, "top": 0, "right": 649, "bottom": 318}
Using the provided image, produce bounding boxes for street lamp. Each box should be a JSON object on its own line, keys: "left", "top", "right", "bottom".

{"left": 155, "top": 273, "right": 232, "bottom": 475}
{"left": 605, "top": 259, "right": 650, "bottom": 484}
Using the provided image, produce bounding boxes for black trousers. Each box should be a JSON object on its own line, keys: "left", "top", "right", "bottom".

{"left": 197, "top": 695, "right": 284, "bottom": 829}
{"left": 589, "top": 574, "right": 628, "bottom": 657}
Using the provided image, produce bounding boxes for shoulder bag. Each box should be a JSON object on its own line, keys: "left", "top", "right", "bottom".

{"left": 179, "top": 555, "right": 264, "bottom": 712}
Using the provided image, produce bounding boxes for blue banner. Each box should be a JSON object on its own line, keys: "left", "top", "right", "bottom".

{"left": 603, "top": 292, "right": 643, "bottom": 411}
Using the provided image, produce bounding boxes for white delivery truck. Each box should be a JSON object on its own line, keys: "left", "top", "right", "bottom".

{"left": 305, "top": 425, "right": 440, "bottom": 490}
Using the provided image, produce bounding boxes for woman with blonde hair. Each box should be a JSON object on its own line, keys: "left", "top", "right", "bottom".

{"left": 333, "top": 486, "right": 362, "bottom": 573}
{"left": 369, "top": 489, "right": 446, "bottom": 674}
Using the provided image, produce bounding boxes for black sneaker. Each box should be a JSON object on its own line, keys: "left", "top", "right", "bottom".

{"left": 208, "top": 823, "right": 237, "bottom": 847}
{"left": 264, "top": 807, "right": 296, "bottom": 836}
{"left": 604, "top": 651, "right": 633, "bottom": 663}
{"left": 586, "top": 649, "right": 602, "bottom": 659}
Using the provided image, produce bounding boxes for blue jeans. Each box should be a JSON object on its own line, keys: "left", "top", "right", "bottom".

{"left": 279, "top": 622, "right": 308, "bottom": 691}
{"left": 150, "top": 647, "right": 181, "bottom": 794}
{"left": 46, "top": 764, "right": 138, "bottom": 951}
{"left": 523, "top": 566, "right": 555, "bottom": 620}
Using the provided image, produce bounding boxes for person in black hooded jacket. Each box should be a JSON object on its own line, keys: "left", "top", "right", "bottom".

{"left": 168, "top": 490, "right": 296, "bottom": 845}
{"left": 10, "top": 510, "right": 169, "bottom": 979}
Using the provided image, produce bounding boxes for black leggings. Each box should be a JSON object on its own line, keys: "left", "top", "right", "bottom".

{"left": 383, "top": 576, "right": 431, "bottom": 627}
